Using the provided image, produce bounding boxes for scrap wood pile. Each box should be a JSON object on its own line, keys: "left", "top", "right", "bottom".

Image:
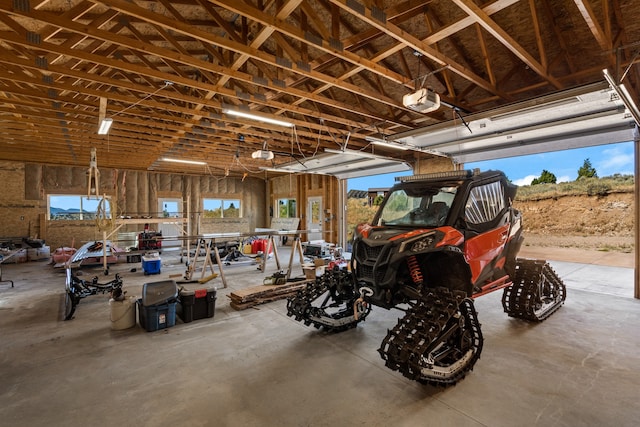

{"left": 229, "top": 279, "right": 311, "bottom": 310}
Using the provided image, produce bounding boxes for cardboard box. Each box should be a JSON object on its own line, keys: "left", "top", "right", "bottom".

{"left": 302, "top": 259, "right": 325, "bottom": 279}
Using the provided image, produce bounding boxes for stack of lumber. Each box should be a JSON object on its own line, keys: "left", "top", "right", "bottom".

{"left": 229, "top": 279, "right": 311, "bottom": 310}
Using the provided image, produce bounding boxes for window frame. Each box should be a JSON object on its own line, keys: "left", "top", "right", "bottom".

{"left": 48, "top": 194, "right": 111, "bottom": 221}
{"left": 202, "top": 197, "right": 242, "bottom": 218}
{"left": 464, "top": 181, "right": 505, "bottom": 225}
{"left": 276, "top": 198, "right": 297, "bottom": 218}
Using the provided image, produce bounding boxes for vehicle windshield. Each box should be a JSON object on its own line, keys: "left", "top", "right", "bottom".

{"left": 376, "top": 185, "right": 457, "bottom": 227}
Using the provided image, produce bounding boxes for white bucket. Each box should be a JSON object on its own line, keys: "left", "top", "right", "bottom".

{"left": 109, "top": 296, "right": 137, "bottom": 330}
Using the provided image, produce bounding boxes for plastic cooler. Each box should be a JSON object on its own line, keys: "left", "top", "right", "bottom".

{"left": 142, "top": 255, "right": 161, "bottom": 275}
{"left": 178, "top": 287, "right": 217, "bottom": 323}
{"left": 138, "top": 280, "right": 178, "bottom": 332}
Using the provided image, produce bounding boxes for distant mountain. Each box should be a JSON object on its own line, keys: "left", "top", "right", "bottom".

{"left": 50, "top": 207, "right": 92, "bottom": 215}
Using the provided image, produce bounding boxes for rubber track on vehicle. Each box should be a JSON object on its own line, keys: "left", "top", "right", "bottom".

{"left": 378, "top": 287, "right": 483, "bottom": 386}
{"left": 502, "top": 258, "right": 566, "bottom": 321}
{"left": 286, "top": 271, "right": 368, "bottom": 332}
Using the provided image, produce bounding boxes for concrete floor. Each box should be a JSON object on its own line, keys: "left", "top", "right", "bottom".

{"left": 1, "top": 247, "right": 639, "bottom": 427}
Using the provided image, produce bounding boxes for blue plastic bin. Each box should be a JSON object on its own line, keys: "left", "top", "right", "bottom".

{"left": 137, "top": 298, "right": 176, "bottom": 332}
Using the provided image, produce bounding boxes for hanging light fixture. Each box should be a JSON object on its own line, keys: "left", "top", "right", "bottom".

{"left": 367, "top": 137, "right": 410, "bottom": 150}
{"left": 97, "top": 97, "right": 112, "bottom": 135}
{"left": 161, "top": 157, "right": 207, "bottom": 165}
{"left": 223, "top": 108, "right": 293, "bottom": 127}
{"left": 98, "top": 118, "right": 113, "bottom": 135}
{"left": 97, "top": 81, "right": 173, "bottom": 135}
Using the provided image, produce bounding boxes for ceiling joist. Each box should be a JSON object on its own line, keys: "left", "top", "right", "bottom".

{"left": 0, "top": 0, "right": 636, "bottom": 176}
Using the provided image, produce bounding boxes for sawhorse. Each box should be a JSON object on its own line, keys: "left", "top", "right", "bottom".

{"left": 258, "top": 233, "right": 306, "bottom": 280}
{"left": 183, "top": 238, "right": 227, "bottom": 288}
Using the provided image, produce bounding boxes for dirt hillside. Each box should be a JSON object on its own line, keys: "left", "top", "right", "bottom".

{"left": 515, "top": 192, "right": 634, "bottom": 252}
{"left": 347, "top": 183, "right": 635, "bottom": 254}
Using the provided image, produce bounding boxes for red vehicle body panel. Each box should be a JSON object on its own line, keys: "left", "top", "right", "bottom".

{"left": 464, "top": 223, "right": 510, "bottom": 284}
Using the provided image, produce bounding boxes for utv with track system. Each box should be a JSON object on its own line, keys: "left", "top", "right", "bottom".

{"left": 287, "top": 169, "right": 566, "bottom": 386}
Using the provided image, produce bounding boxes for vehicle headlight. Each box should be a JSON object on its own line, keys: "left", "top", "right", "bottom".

{"left": 399, "top": 233, "right": 436, "bottom": 253}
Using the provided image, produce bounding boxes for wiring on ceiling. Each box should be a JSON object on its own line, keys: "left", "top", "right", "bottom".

{"left": 111, "top": 81, "right": 173, "bottom": 118}
{"left": 291, "top": 125, "right": 307, "bottom": 159}
{"left": 233, "top": 151, "right": 264, "bottom": 174}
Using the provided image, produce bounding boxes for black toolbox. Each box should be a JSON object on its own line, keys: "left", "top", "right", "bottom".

{"left": 177, "top": 287, "right": 217, "bottom": 323}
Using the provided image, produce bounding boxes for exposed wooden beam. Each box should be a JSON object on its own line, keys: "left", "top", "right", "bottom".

{"left": 0, "top": 1, "right": 412, "bottom": 129}
{"left": 573, "top": 0, "right": 610, "bottom": 51}
{"left": 0, "top": 26, "right": 405, "bottom": 131}
{"left": 528, "top": 0, "right": 547, "bottom": 72}
{"left": 451, "top": 0, "right": 562, "bottom": 89}
{"left": 207, "top": 0, "right": 411, "bottom": 87}
{"left": 328, "top": 0, "right": 508, "bottom": 99}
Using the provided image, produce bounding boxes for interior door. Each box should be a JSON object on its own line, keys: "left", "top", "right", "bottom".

{"left": 306, "top": 196, "right": 322, "bottom": 241}
{"left": 158, "top": 198, "right": 183, "bottom": 248}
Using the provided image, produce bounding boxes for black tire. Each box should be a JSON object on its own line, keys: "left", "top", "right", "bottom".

{"left": 64, "top": 292, "right": 77, "bottom": 321}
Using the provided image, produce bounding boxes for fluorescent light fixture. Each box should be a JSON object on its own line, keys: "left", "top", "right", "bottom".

{"left": 223, "top": 109, "right": 293, "bottom": 127}
{"left": 364, "top": 138, "right": 449, "bottom": 158}
{"left": 366, "top": 137, "right": 410, "bottom": 150}
{"left": 161, "top": 157, "right": 207, "bottom": 165}
{"left": 259, "top": 167, "right": 297, "bottom": 173}
{"left": 324, "top": 148, "right": 400, "bottom": 160}
{"left": 98, "top": 118, "right": 113, "bottom": 135}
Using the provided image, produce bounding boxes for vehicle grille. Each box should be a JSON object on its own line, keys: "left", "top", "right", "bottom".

{"left": 356, "top": 241, "right": 385, "bottom": 263}
{"left": 358, "top": 264, "right": 375, "bottom": 282}
{"left": 354, "top": 241, "right": 388, "bottom": 283}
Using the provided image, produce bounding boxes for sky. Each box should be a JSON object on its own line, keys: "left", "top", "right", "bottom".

{"left": 347, "top": 141, "right": 635, "bottom": 190}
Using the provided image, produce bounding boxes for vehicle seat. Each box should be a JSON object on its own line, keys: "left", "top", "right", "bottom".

{"left": 428, "top": 201, "right": 449, "bottom": 226}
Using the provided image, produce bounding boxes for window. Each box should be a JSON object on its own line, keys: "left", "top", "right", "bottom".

{"left": 48, "top": 195, "right": 110, "bottom": 220}
{"left": 376, "top": 186, "right": 457, "bottom": 227}
{"left": 203, "top": 198, "right": 241, "bottom": 218}
{"left": 464, "top": 181, "right": 505, "bottom": 225}
{"left": 277, "top": 198, "right": 296, "bottom": 218}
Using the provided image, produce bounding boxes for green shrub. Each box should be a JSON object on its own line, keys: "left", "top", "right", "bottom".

{"left": 516, "top": 176, "right": 632, "bottom": 201}
{"left": 586, "top": 182, "right": 611, "bottom": 197}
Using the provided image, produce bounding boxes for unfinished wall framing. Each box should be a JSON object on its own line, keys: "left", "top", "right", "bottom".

{"left": 0, "top": 161, "right": 267, "bottom": 250}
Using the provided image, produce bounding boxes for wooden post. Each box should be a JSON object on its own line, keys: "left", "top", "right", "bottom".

{"left": 635, "top": 136, "right": 639, "bottom": 299}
